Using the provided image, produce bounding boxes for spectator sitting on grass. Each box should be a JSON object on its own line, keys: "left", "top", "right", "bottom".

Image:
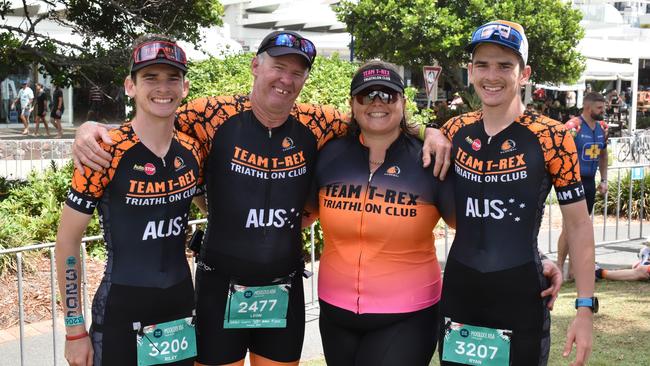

{"left": 596, "top": 245, "right": 650, "bottom": 281}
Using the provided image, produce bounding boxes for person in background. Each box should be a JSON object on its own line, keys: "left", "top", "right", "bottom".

{"left": 595, "top": 245, "right": 650, "bottom": 281}
{"left": 1, "top": 78, "right": 17, "bottom": 123}
{"left": 50, "top": 81, "right": 64, "bottom": 138}
{"left": 449, "top": 92, "right": 464, "bottom": 111}
{"left": 557, "top": 92, "right": 608, "bottom": 280}
{"left": 12, "top": 79, "right": 34, "bottom": 135}
{"left": 87, "top": 84, "right": 104, "bottom": 121}
{"left": 33, "top": 82, "right": 51, "bottom": 137}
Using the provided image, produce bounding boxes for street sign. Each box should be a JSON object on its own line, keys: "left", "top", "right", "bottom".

{"left": 632, "top": 167, "right": 644, "bottom": 180}
{"left": 423, "top": 66, "right": 442, "bottom": 99}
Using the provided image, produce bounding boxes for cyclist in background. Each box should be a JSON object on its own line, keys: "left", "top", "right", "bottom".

{"left": 557, "top": 92, "right": 608, "bottom": 280}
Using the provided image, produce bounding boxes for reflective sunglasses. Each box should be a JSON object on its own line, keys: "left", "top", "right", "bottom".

{"left": 259, "top": 33, "right": 317, "bottom": 64}
{"left": 471, "top": 23, "right": 524, "bottom": 50}
{"left": 355, "top": 89, "right": 401, "bottom": 105}
{"left": 132, "top": 41, "right": 187, "bottom": 66}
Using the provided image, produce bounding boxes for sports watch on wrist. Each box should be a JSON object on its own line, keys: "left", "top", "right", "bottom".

{"left": 425, "top": 121, "right": 439, "bottom": 129}
{"left": 575, "top": 297, "right": 599, "bottom": 313}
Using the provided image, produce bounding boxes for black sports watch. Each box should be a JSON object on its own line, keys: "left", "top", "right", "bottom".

{"left": 425, "top": 121, "right": 439, "bottom": 129}
{"left": 575, "top": 297, "right": 599, "bottom": 313}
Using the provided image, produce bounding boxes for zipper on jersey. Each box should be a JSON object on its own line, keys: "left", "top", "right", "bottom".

{"left": 356, "top": 161, "right": 380, "bottom": 313}
{"left": 479, "top": 130, "right": 490, "bottom": 251}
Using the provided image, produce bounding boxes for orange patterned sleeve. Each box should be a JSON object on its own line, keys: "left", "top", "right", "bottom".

{"left": 176, "top": 95, "right": 249, "bottom": 157}
{"left": 293, "top": 103, "right": 349, "bottom": 149}
{"left": 67, "top": 126, "right": 133, "bottom": 214}
{"left": 529, "top": 115, "right": 584, "bottom": 205}
{"left": 441, "top": 111, "right": 482, "bottom": 141}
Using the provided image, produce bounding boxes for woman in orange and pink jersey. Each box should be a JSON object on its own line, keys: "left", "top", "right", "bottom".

{"left": 304, "top": 60, "right": 455, "bottom": 366}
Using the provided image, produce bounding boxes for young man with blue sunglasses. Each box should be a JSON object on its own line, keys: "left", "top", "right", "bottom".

{"left": 438, "top": 20, "right": 595, "bottom": 366}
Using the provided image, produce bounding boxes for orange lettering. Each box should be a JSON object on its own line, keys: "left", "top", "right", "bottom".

{"left": 257, "top": 156, "right": 269, "bottom": 168}
{"left": 155, "top": 181, "right": 165, "bottom": 192}
{"left": 233, "top": 146, "right": 243, "bottom": 159}
{"left": 284, "top": 155, "right": 295, "bottom": 166}
{"left": 515, "top": 154, "right": 525, "bottom": 166}
{"left": 240, "top": 149, "right": 249, "bottom": 161}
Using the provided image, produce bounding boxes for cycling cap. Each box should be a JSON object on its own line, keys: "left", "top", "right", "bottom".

{"left": 350, "top": 64, "right": 404, "bottom": 96}
{"left": 466, "top": 20, "right": 529, "bottom": 64}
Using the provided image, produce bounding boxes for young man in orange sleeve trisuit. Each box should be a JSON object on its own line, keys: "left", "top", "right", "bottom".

{"left": 438, "top": 20, "right": 596, "bottom": 366}
{"left": 55, "top": 35, "right": 203, "bottom": 366}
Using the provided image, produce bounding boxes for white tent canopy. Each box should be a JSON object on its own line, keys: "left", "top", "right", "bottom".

{"left": 534, "top": 58, "right": 633, "bottom": 91}
{"left": 582, "top": 58, "right": 635, "bottom": 81}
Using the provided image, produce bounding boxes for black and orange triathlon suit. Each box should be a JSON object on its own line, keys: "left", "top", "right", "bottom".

{"left": 313, "top": 132, "right": 454, "bottom": 365}
{"left": 65, "top": 123, "right": 204, "bottom": 365}
{"left": 175, "top": 95, "right": 346, "bottom": 364}
{"left": 438, "top": 111, "right": 585, "bottom": 366}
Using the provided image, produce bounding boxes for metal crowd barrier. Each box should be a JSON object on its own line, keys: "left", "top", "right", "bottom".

{"left": 540, "top": 163, "right": 650, "bottom": 254}
{"left": 0, "top": 139, "right": 73, "bottom": 179}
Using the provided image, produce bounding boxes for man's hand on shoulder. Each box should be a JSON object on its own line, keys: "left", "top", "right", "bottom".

{"left": 422, "top": 127, "right": 451, "bottom": 180}
{"left": 72, "top": 122, "right": 114, "bottom": 171}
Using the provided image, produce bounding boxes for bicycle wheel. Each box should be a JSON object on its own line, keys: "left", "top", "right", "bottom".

{"left": 644, "top": 140, "right": 650, "bottom": 162}
{"left": 632, "top": 138, "right": 640, "bottom": 163}
{"left": 618, "top": 141, "right": 631, "bottom": 162}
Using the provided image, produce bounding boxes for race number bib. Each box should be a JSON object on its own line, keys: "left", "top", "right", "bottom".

{"left": 223, "top": 279, "right": 291, "bottom": 329}
{"left": 441, "top": 318, "right": 511, "bottom": 366}
{"left": 135, "top": 317, "right": 196, "bottom": 366}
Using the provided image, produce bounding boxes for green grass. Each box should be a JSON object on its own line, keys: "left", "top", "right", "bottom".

{"left": 300, "top": 280, "right": 650, "bottom": 365}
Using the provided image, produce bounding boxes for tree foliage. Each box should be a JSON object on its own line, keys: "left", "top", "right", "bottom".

{"left": 0, "top": 0, "right": 224, "bottom": 85}
{"left": 336, "top": 0, "right": 585, "bottom": 88}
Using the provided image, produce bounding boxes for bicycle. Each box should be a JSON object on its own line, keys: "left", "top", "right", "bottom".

{"left": 617, "top": 129, "right": 650, "bottom": 163}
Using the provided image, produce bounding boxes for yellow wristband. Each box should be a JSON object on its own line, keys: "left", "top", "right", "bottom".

{"left": 419, "top": 124, "right": 427, "bottom": 141}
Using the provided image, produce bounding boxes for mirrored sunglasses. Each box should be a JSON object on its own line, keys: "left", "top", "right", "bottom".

{"left": 260, "top": 33, "right": 316, "bottom": 64}
{"left": 355, "top": 89, "right": 401, "bottom": 105}
{"left": 132, "top": 41, "right": 187, "bottom": 66}
{"left": 472, "top": 23, "right": 524, "bottom": 49}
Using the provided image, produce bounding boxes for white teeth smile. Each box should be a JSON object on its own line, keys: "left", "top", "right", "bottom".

{"left": 274, "top": 87, "right": 289, "bottom": 95}
{"left": 369, "top": 112, "right": 388, "bottom": 117}
{"left": 484, "top": 86, "right": 502, "bottom": 92}
{"left": 152, "top": 98, "right": 172, "bottom": 104}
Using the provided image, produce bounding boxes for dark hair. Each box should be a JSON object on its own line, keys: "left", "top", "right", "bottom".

{"left": 583, "top": 92, "right": 606, "bottom": 104}
{"left": 348, "top": 60, "right": 416, "bottom": 138}
{"left": 129, "top": 34, "right": 180, "bottom": 81}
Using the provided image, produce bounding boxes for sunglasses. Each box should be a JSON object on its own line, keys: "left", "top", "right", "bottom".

{"left": 259, "top": 33, "right": 317, "bottom": 64}
{"left": 132, "top": 41, "right": 187, "bottom": 67}
{"left": 472, "top": 23, "right": 524, "bottom": 50}
{"left": 355, "top": 89, "right": 401, "bottom": 105}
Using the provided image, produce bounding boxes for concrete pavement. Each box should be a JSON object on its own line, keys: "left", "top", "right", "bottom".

{"left": 0, "top": 122, "right": 77, "bottom": 140}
